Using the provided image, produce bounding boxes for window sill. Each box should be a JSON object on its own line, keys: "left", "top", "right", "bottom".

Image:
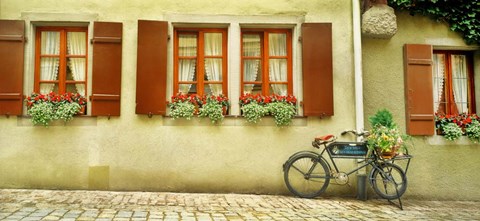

{"left": 426, "top": 135, "right": 480, "bottom": 146}
{"left": 163, "top": 115, "right": 307, "bottom": 127}
{"left": 16, "top": 115, "right": 97, "bottom": 127}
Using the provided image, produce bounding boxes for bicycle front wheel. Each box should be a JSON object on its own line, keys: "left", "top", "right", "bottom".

{"left": 370, "top": 163, "right": 407, "bottom": 200}
{"left": 283, "top": 153, "right": 330, "bottom": 198}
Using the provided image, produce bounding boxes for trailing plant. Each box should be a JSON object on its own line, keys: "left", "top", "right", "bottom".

{"left": 388, "top": 0, "right": 480, "bottom": 45}
{"left": 267, "top": 102, "right": 296, "bottom": 127}
{"left": 25, "top": 92, "right": 87, "bottom": 127}
{"left": 199, "top": 95, "right": 226, "bottom": 124}
{"left": 241, "top": 102, "right": 269, "bottom": 124}
{"left": 239, "top": 94, "right": 297, "bottom": 126}
{"left": 465, "top": 119, "right": 480, "bottom": 143}
{"left": 169, "top": 101, "right": 196, "bottom": 120}
{"left": 442, "top": 122, "right": 463, "bottom": 141}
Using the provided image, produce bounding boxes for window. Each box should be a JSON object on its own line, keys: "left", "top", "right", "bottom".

{"left": 173, "top": 28, "right": 227, "bottom": 96}
{"left": 34, "top": 27, "right": 88, "bottom": 97}
{"left": 241, "top": 29, "right": 292, "bottom": 96}
{"left": 433, "top": 51, "right": 476, "bottom": 115}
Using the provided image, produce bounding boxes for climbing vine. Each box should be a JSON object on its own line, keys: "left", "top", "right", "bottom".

{"left": 387, "top": 0, "right": 480, "bottom": 45}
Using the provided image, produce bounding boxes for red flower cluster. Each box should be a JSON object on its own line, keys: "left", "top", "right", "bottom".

{"left": 25, "top": 92, "right": 87, "bottom": 109}
{"left": 239, "top": 94, "right": 297, "bottom": 106}
{"left": 435, "top": 113, "right": 480, "bottom": 129}
{"left": 170, "top": 93, "right": 229, "bottom": 107}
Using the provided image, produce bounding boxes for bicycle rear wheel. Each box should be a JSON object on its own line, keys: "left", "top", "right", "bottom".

{"left": 283, "top": 153, "right": 330, "bottom": 198}
{"left": 370, "top": 163, "right": 407, "bottom": 200}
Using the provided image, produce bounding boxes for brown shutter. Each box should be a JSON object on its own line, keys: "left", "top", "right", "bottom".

{"left": 404, "top": 44, "right": 435, "bottom": 135}
{"left": 90, "top": 22, "right": 122, "bottom": 116}
{"left": 302, "top": 23, "right": 333, "bottom": 116}
{"left": 0, "top": 20, "right": 25, "bottom": 116}
{"left": 135, "top": 20, "right": 168, "bottom": 116}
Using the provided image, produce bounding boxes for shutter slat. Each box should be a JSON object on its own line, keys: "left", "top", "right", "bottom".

{"left": 301, "top": 23, "right": 333, "bottom": 116}
{"left": 0, "top": 20, "right": 25, "bottom": 116}
{"left": 404, "top": 44, "right": 435, "bottom": 135}
{"left": 135, "top": 20, "right": 168, "bottom": 116}
{"left": 90, "top": 22, "right": 123, "bottom": 116}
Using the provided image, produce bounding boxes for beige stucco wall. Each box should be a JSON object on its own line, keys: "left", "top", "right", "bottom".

{"left": 363, "top": 11, "right": 480, "bottom": 200}
{"left": 0, "top": 0, "right": 360, "bottom": 197}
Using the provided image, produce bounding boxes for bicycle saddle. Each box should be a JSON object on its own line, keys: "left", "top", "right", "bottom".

{"left": 314, "top": 134, "right": 335, "bottom": 144}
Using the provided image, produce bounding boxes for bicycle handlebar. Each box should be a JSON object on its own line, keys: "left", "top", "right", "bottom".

{"left": 340, "top": 129, "right": 369, "bottom": 137}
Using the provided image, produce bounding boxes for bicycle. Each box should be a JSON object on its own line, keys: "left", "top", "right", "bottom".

{"left": 282, "top": 130, "right": 412, "bottom": 208}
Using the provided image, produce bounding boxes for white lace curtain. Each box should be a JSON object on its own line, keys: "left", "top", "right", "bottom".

{"left": 40, "top": 32, "right": 60, "bottom": 94}
{"left": 432, "top": 54, "right": 445, "bottom": 112}
{"left": 452, "top": 55, "right": 468, "bottom": 113}
{"left": 178, "top": 34, "right": 197, "bottom": 94}
{"left": 67, "top": 32, "right": 86, "bottom": 96}
{"left": 242, "top": 34, "right": 260, "bottom": 94}
{"left": 204, "top": 33, "right": 223, "bottom": 95}
{"left": 268, "top": 33, "right": 287, "bottom": 95}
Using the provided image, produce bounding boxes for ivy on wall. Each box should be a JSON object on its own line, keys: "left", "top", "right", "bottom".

{"left": 388, "top": 0, "right": 480, "bottom": 45}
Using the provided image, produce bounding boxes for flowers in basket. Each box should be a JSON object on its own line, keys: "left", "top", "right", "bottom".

{"left": 25, "top": 92, "right": 87, "bottom": 127}
{"left": 168, "top": 93, "right": 202, "bottom": 120}
{"left": 366, "top": 109, "right": 409, "bottom": 158}
{"left": 239, "top": 94, "right": 297, "bottom": 126}
{"left": 435, "top": 113, "right": 480, "bottom": 142}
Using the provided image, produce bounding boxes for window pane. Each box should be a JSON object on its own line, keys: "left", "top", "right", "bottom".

{"left": 65, "top": 83, "right": 86, "bottom": 97}
{"left": 451, "top": 55, "right": 469, "bottom": 114}
{"left": 244, "top": 84, "right": 262, "bottom": 95}
{"left": 41, "top": 31, "right": 60, "bottom": 55}
{"left": 178, "top": 34, "right": 197, "bottom": 56}
{"left": 269, "top": 84, "right": 287, "bottom": 96}
{"left": 204, "top": 58, "right": 222, "bottom": 81}
{"left": 39, "top": 83, "right": 58, "bottom": 94}
{"left": 269, "top": 59, "right": 287, "bottom": 82}
{"left": 204, "top": 33, "right": 222, "bottom": 56}
{"left": 243, "top": 59, "right": 262, "bottom": 82}
{"left": 204, "top": 84, "right": 223, "bottom": 95}
{"left": 67, "top": 58, "right": 86, "bottom": 81}
{"left": 66, "top": 32, "right": 87, "bottom": 55}
{"left": 179, "top": 84, "right": 197, "bottom": 95}
{"left": 40, "top": 57, "right": 60, "bottom": 81}
{"left": 242, "top": 34, "right": 261, "bottom": 57}
{"left": 268, "top": 33, "right": 286, "bottom": 56}
{"left": 178, "top": 59, "right": 197, "bottom": 82}
{"left": 432, "top": 54, "right": 446, "bottom": 113}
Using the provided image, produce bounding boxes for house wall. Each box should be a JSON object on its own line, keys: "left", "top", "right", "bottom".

{"left": 0, "top": 0, "right": 360, "bottom": 196}
{"left": 363, "top": 11, "right": 480, "bottom": 200}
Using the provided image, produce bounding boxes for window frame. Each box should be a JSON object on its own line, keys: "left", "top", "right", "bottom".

{"left": 240, "top": 28, "right": 293, "bottom": 96}
{"left": 173, "top": 28, "right": 228, "bottom": 96}
{"left": 34, "top": 26, "right": 89, "bottom": 96}
{"left": 433, "top": 50, "right": 476, "bottom": 115}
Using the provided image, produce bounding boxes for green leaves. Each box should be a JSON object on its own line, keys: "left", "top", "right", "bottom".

{"left": 388, "top": 0, "right": 480, "bottom": 45}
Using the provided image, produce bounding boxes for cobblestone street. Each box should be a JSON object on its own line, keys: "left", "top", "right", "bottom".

{"left": 0, "top": 189, "right": 479, "bottom": 220}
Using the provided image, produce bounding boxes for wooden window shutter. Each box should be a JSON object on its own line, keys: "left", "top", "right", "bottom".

{"left": 135, "top": 20, "right": 168, "bottom": 116}
{"left": 0, "top": 20, "right": 25, "bottom": 116}
{"left": 404, "top": 44, "right": 435, "bottom": 135}
{"left": 90, "top": 22, "right": 122, "bottom": 116}
{"left": 301, "top": 23, "right": 333, "bottom": 116}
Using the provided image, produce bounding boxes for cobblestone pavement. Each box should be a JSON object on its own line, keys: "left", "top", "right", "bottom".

{"left": 0, "top": 189, "right": 479, "bottom": 220}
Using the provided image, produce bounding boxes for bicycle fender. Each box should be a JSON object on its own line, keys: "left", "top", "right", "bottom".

{"left": 286, "top": 150, "right": 319, "bottom": 161}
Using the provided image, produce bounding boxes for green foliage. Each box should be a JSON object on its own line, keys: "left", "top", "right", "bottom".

{"left": 442, "top": 122, "right": 463, "bottom": 141}
{"left": 368, "top": 109, "right": 396, "bottom": 129}
{"left": 267, "top": 102, "right": 297, "bottom": 127}
{"left": 388, "top": 0, "right": 480, "bottom": 45}
{"left": 465, "top": 119, "right": 480, "bottom": 143}
{"left": 169, "top": 101, "right": 196, "bottom": 120}
{"left": 199, "top": 96, "right": 225, "bottom": 124}
{"left": 241, "top": 102, "right": 269, "bottom": 124}
{"left": 27, "top": 102, "right": 56, "bottom": 126}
